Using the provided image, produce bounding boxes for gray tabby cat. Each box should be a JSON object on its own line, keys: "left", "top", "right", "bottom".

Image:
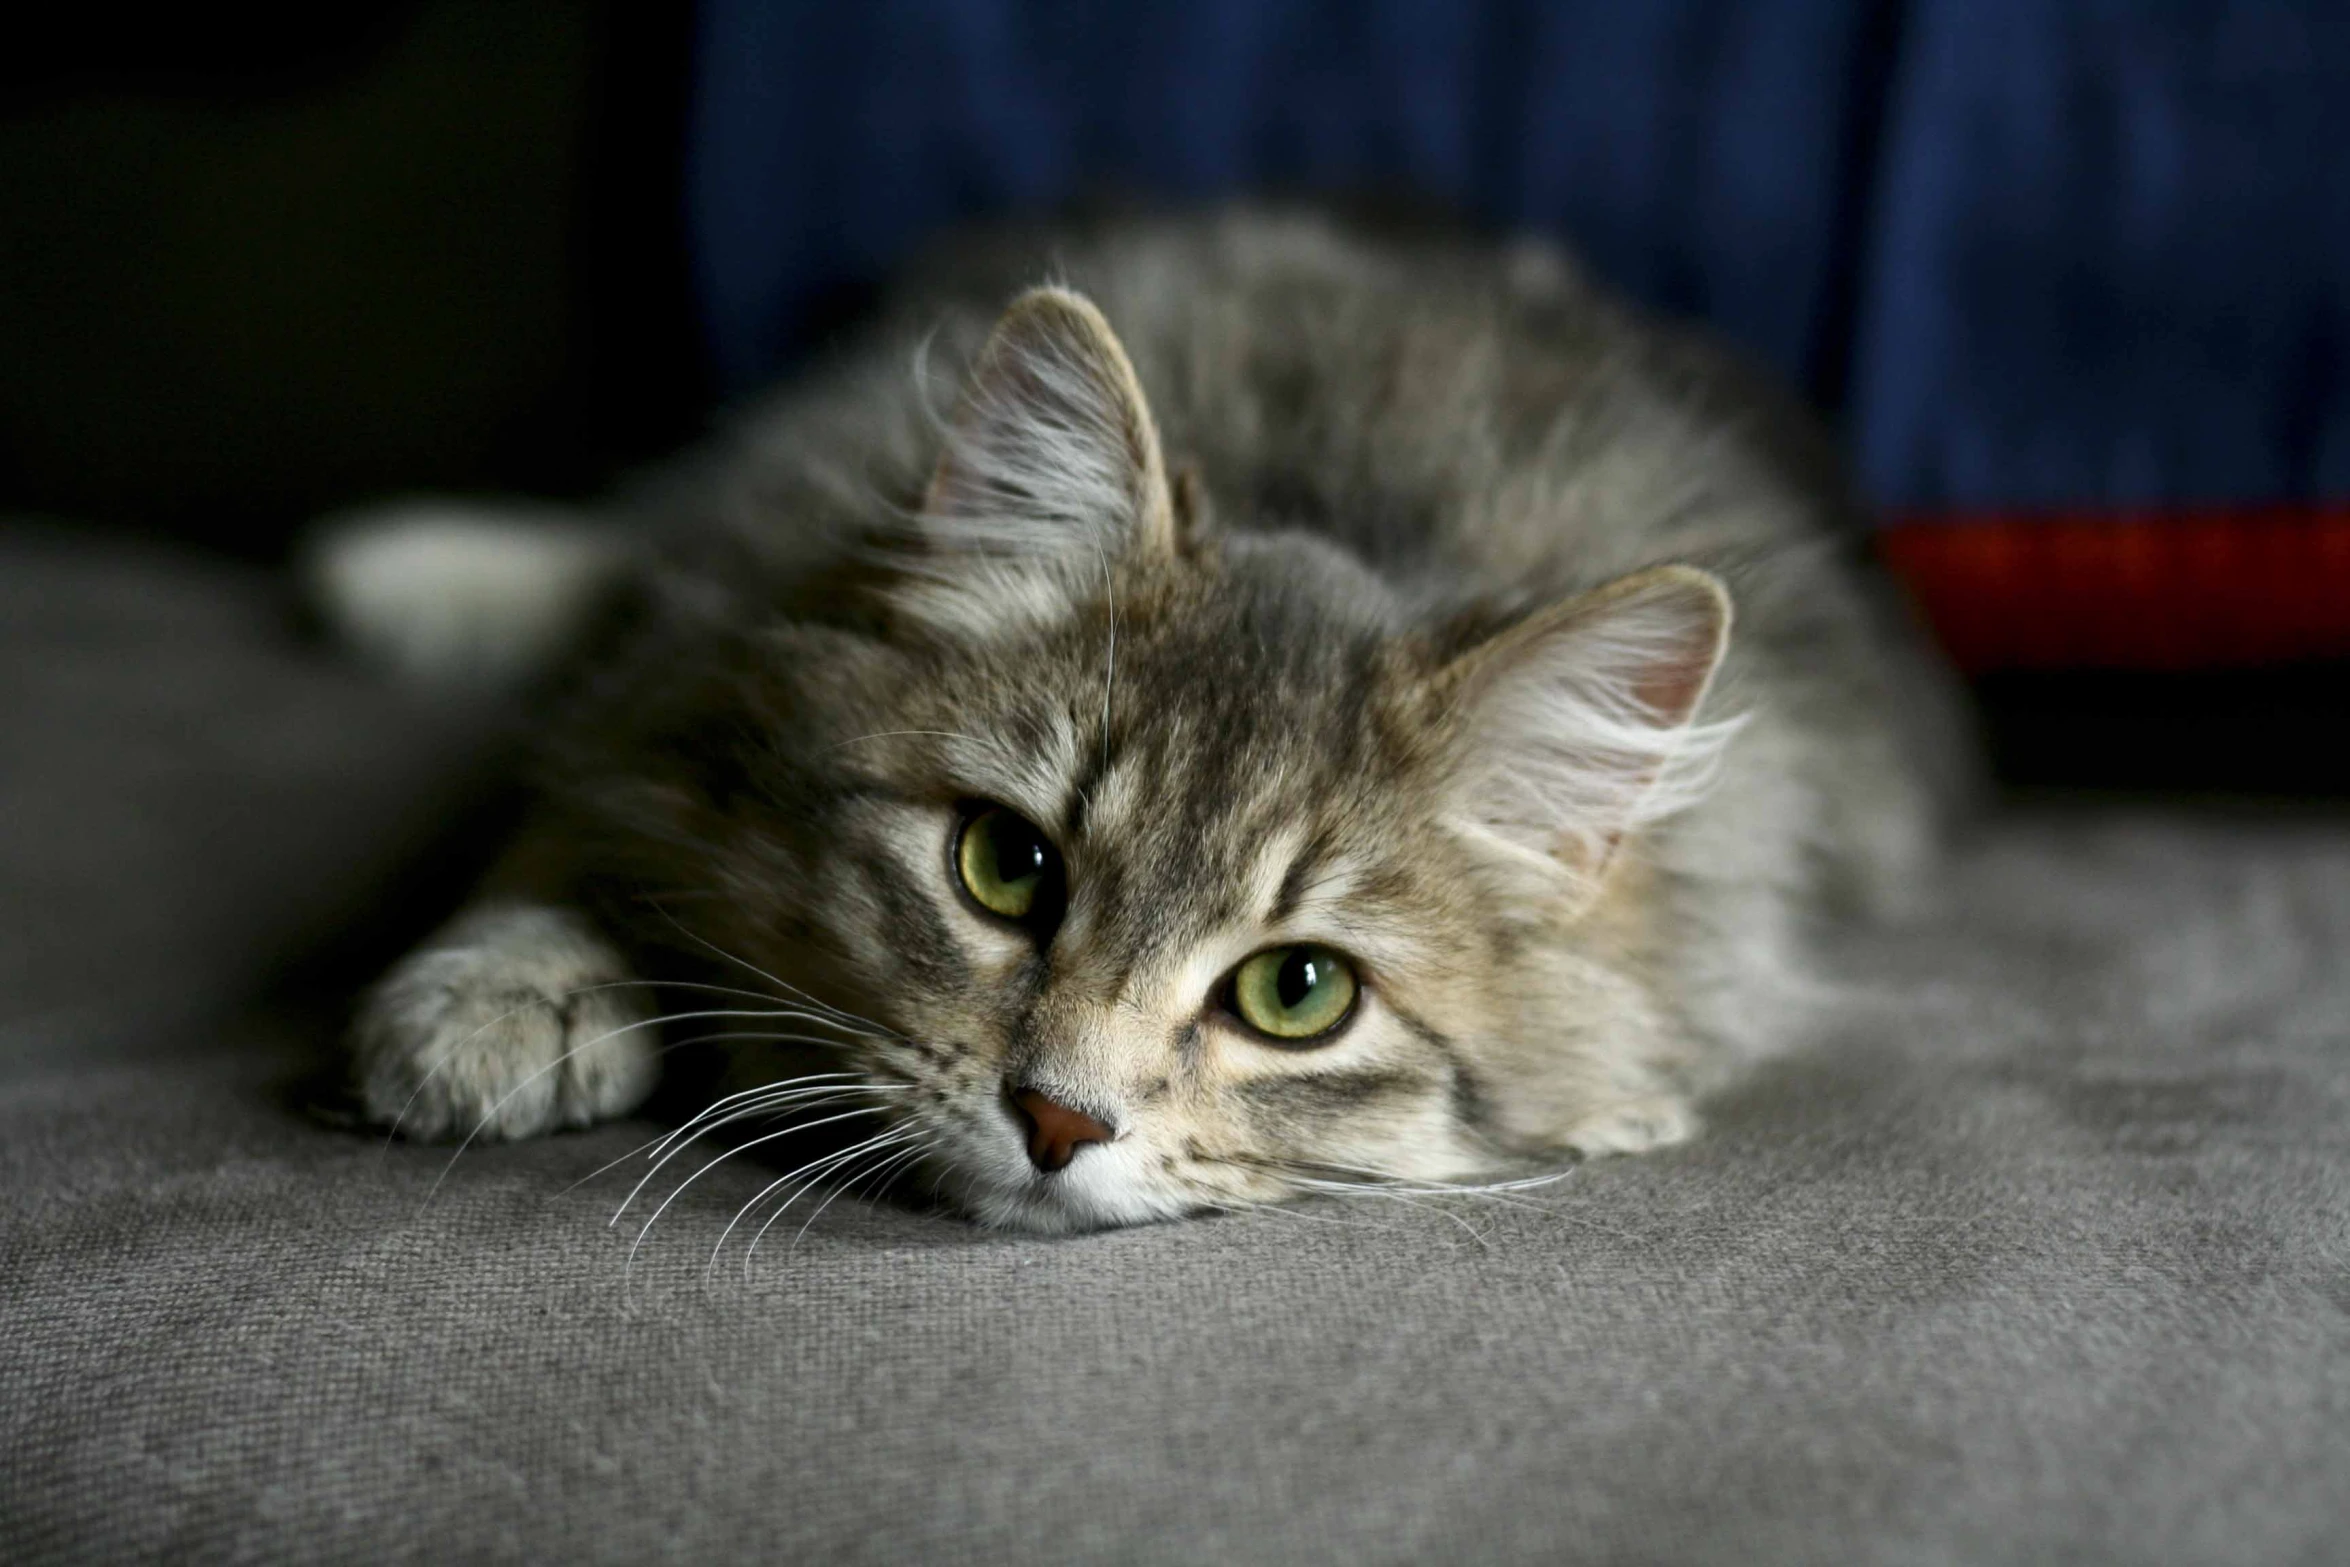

{"left": 317, "top": 210, "right": 1964, "bottom": 1233}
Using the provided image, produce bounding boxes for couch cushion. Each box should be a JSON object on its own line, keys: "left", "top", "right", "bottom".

{"left": 4, "top": 531, "right": 2346, "bottom": 1563}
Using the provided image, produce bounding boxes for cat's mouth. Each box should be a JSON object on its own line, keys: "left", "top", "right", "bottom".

{"left": 935, "top": 1112, "right": 1197, "bottom": 1234}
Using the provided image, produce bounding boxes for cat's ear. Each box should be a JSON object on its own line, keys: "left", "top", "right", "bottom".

{"left": 1438, "top": 565, "right": 1739, "bottom": 886}
{"left": 900, "top": 287, "right": 1175, "bottom": 631}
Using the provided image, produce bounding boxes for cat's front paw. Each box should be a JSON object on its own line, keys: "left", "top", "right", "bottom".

{"left": 352, "top": 904, "right": 658, "bottom": 1142}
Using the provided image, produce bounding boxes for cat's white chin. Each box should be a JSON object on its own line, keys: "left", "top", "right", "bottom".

{"left": 945, "top": 1143, "right": 1201, "bottom": 1235}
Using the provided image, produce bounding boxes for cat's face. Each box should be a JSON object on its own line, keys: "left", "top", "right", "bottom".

{"left": 732, "top": 556, "right": 1522, "bottom": 1231}
{"left": 604, "top": 288, "right": 1734, "bottom": 1231}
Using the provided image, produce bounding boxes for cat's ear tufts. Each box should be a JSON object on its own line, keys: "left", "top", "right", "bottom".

{"left": 1169, "top": 459, "right": 1216, "bottom": 557}
{"left": 902, "top": 287, "right": 1175, "bottom": 631}
{"left": 1438, "top": 565, "right": 1740, "bottom": 887}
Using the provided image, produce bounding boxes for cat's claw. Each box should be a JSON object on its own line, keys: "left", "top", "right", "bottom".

{"left": 353, "top": 904, "right": 657, "bottom": 1142}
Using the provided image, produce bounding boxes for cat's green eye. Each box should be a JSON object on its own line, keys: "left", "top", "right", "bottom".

{"left": 1230, "top": 945, "right": 1359, "bottom": 1042}
{"left": 954, "top": 805, "right": 1058, "bottom": 923}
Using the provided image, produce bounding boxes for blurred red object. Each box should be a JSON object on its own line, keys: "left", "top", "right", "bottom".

{"left": 1876, "top": 508, "right": 2350, "bottom": 672}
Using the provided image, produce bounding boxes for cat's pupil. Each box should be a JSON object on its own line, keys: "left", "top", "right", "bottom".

{"left": 991, "top": 818, "right": 1042, "bottom": 883}
{"left": 1278, "top": 950, "right": 1320, "bottom": 1009}
{"left": 956, "top": 805, "right": 1061, "bottom": 926}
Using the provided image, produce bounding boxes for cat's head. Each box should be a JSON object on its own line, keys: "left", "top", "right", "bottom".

{"left": 620, "top": 288, "right": 1737, "bottom": 1231}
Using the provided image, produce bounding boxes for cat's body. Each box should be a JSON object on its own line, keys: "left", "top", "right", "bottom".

{"left": 324, "top": 210, "right": 1965, "bottom": 1232}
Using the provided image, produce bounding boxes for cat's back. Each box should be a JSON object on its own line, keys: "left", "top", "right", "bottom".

{"left": 890, "top": 209, "right": 1857, "bottom": 607}
{"left": 692, "top": 209, "right": 1848, "bottom": 604}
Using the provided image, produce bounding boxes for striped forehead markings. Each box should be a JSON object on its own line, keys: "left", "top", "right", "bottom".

{"left": 1268, "top": 823, "right": 1339, "bottom": 925}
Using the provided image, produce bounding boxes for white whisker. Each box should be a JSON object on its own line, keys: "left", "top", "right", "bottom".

{"left": 647, "top": 1070, "right": 877, "bottom": 1156}
{"left": 623, "top": 1105, "right": 897, "bottom": 1275}
{"left": 1280, "top": 1162, "right": 1631, "bottom": 1241}
{"left": 1093, "top": 532, "right": 1116, "bottom": 774}
{"left": 708, "top": 1128, "right": 920, "bottom": 1280}
{"left": 656, "top": 1085, "right": 899, "bottom": 1169}
{"left": 625, "top": 1085, "right": 892, "bottom": 1185}
{"left": 738, "top": 1133, "right": 925, "bottom": 1275}
{"left": 782, "top": 1139, "right": 929, "bottom": 1258}
{"left": 557, "top": 1093, "right": 835, "bottom": 1196}
{"left": 644, "top": 904, "right": 912, "bottom": 1043}
{"left": 550, "top": 1063, "right": 864, "bottom": 1195}
{"left": 614, "top": 1088, "right": 904, "bottom": 1227}
{"left": 418, "top": 1006, "right": 852, "bottom": 1207}
{"left": 820, "top": 728, "right": 991, "bottom": 752}
{"left": 1286, "top": 1180, "right": 1496, "bottom": 1245}
{"left": 379, "top": 975, "right": 837, "bottom": 1149}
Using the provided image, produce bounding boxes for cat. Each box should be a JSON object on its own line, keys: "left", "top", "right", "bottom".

{"left": 314, "top": 209, "right": 1967, "bottom": 1233}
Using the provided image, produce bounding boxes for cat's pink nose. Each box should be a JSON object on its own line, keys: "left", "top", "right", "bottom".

{"left": 1011, "top": 1088, "right": 1111, "bottom": 1173}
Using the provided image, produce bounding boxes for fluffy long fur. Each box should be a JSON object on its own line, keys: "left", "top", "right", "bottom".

{"left": 1447, "top": 567, "right": 1743, "bottom": 879}
{"left": 324, "top": 209, "right": 1969, "bottom": 1233}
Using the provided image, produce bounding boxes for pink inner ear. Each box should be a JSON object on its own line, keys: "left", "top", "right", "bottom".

{"left": 1631, "top": 628, "right": 1723, "bottom": 724}
{"left": 1605, "top": 576, "right": 1731, "bottom": 728}
{"left": 1446, "top": 566, "right": 1737, "bottom": 883}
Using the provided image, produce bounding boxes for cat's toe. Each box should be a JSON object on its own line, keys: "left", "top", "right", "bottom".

{"left": 1561, "top": 1096, "right": 1695, "bottom": 1158}
{"left": 351, "top": 907, "right": 658, "bottom": 1142}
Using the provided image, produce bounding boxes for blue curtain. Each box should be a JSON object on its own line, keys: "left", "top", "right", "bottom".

{"left": 689, "top": 0, "right": 2350, "bottom": 511}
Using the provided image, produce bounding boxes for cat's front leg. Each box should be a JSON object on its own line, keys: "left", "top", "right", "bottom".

{"left": 352, "top": 903, "right": 658, "bottom": 1142}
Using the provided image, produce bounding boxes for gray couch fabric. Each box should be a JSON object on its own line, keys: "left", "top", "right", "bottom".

{"left": 4, "top": 529, "right": 2347, "bottom": 1564}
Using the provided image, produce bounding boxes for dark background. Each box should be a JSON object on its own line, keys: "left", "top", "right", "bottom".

{"left": 5, "top": 0, "right": 2345, "bottom": 796}
{"left": 1, "top": 3, "right": 705, "bottom": 557}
